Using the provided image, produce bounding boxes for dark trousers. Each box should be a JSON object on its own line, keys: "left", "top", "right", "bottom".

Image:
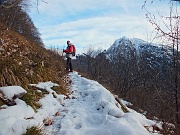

{"left": 66, "top": 58, "right": 73, "bottom": 71}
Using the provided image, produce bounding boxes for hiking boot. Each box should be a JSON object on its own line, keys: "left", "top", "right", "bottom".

{"left": 65, "top": 69, "right": 69, "bottom": 73}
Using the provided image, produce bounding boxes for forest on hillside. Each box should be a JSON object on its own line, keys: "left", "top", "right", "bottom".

{"left": 73, "top": 38, "right": 179, "bottom": 134}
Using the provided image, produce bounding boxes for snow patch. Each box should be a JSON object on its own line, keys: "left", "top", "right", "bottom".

{"left": 0, "top": 86, "right": 27, "bottom": 100}
{"left": 0, "top": 72, "right": 161, "bottom": 135}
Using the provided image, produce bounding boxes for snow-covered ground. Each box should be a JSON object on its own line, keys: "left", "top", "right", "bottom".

{"left": 0, "top": 72, "right": 161, "bottom": 135}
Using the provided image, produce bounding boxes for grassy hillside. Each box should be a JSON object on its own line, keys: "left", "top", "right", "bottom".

{"left": 0, "top": 22, "right": 68, "bottom": 108}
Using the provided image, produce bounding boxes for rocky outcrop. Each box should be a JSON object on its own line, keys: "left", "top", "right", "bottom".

{"left": 0, "top": 86, "right": 27, "bottom": 106}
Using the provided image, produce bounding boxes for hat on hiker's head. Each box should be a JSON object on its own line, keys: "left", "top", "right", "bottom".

{"left": 67, "top": 40, "right": 70, "bottom": 44}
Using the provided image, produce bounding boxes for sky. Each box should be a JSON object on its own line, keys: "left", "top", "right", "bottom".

{"left": 28, "top": 0, "right": 179, "bottom": 54}
{"left": 0, "top": 72, "right": 161, "bottom": 135}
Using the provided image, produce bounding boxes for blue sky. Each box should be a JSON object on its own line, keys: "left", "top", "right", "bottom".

{"left": 28, "top": 0, "right": 178, "bottom": 54}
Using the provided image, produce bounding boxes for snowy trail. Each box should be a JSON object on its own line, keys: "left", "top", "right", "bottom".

{"left": 45, "top": 72, "right": 157, "bottom": 135}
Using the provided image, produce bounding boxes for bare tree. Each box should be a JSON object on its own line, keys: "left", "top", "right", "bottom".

{"left": 0, "top": 0, "right": 47, "bottom": 9}
{"left": 0, "top": 0, "right": 43, "bottom": 46}
{"left": 0, "top": 0, "right": 21, "bottom": 8}
{"left": 144, "top": 0, "right": 180, "bottom": 133}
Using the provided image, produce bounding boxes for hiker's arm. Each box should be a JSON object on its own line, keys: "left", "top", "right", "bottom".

{"left": 64, "top": 46, "right": 73, "bottom": 53}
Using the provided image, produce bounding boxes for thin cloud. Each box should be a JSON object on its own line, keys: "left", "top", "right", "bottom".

{"left": 29, "top": 0, "right": 177, "bottom": 54}
{"left": 39, "top": 14, "right": 153, "bottom": 53}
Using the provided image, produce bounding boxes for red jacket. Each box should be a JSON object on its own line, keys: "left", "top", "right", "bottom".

{"left": 64, "top": 45, "right": 73, "bottom": 53}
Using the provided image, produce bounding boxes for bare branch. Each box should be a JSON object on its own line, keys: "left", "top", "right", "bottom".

{"left": 1, "top": 0, "right": 21, "bottom": 8}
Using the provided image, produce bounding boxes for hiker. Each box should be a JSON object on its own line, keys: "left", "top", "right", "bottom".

{"left": 63, "top": 40, "right": 76, "bottom": 72}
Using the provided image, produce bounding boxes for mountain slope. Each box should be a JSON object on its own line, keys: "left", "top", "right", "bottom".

{"left": 106, "top": 36, "right": 172, "bottom": 63}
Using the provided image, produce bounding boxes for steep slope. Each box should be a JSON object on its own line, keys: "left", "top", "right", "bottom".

{"left": 0, "top": 22, "right": 68, "bottom": 110}
{"left": 0, "top": 22, "right": 66, "bottom": 87}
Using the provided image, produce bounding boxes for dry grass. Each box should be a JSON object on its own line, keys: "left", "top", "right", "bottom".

{"left": 0, "top": 100, "right": 4, "bottom": 106}
{"left": 51, "top": 85, "right": 68, "bottom": 95}
{"left": 0, "top": 22, "right": 68, "bottom": 110}
{"left": 20, "top": 86, "right": 45, "bottom": 111}
{"left": 0, "top": 22, "right": 66, "bottom": 87}
{"left": 23, "top": 126, "right": 43, "bottom": 135}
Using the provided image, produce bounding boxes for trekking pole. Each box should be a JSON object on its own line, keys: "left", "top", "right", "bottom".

{"left": 61, "top": 45, "right": 65, "bottom": 57}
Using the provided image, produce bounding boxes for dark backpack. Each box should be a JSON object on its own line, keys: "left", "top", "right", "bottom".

{"left": 71, "top": 45, "right": 76, "bottom": 56}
